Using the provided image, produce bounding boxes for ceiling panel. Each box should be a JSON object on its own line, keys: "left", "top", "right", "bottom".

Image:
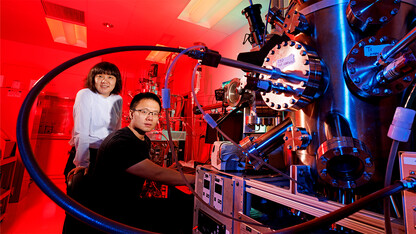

{"left": 1, "top": 0, "right": 271, "bottom": 58}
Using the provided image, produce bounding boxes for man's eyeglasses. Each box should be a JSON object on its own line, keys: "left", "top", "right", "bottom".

{"left": 133, "top": 109, "right": 160, "bottom": 117}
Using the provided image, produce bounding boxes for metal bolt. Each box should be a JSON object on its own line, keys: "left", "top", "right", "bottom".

{"left": 265, "top": 98, "right": 270, "bottom": 102}
{"left": 384, "top": 89, "right": 392, "bottom": 95}
{"left": 403, "top": 76, "right": 412, "bottom": 82}
{"left": 350, "top": 1, "right": 356, "bottom": 6}
{"left": 349, "top": 67, "right": 356, "bottom": 74}
{"left": 348, "top": 58, "right": 356, "bottom": 63}
{"left": 290, "top": 99, "right": 296, "bottom": 104}
{"left": 353, "top": 77, "right": 360, "bottom": 83}
{"left": 379, "top": 16, "right": 388, "bottom": 23}
{"left": 271, "top": 50, "right": 275, "bottom": 55}
{"left": 287, "top": 145, "right": 293, "bottom": 150}
{"left": 352, "top": 48, "right": 359, "bottom": 54}
{"left": 391, "top": 8, "right": 399, "bottom": 15}
{"left": 363, "top": 172, "right": 370, "bottom": 180}
{"left": 290, "top": 41, "right": 296, "bottom": 46}
{"left": 320, "top": 156, "right": 327, "bottom": 164}
{"left": 352, "top": 148, "right": 359, "bottom": 156}
{"left": 332, "top": 180, "right": 338, "bottom": 186}
{"left": 320, "top": 169, "right": 327, "bottom": 177}
{"left": 266, "top": 57, "right": 270, "bottom": 62}
{"left": 277, "top": 104, "right": 281, "bottom": 109}
{"left": 369, "top": 36, "right": 376, "bottom": 43}
{"left": 362, "top": 84, "right": 370, "bottom": 91}
{"left": 380, "top": 36, "right": 388, "bottom": 43}
{"left": 284, "top": 103, "right": 289, "bottom": 108}
{"left": 296, "top": 146, "right": 300, "bottom": 150}
{"left": 410, "top": 171, "right": 415, "bottom": 175}
{"left": 301, "top": 51, "right": 307, "bottom": 56}
{"left": 365, "top": 157, "right": 373, "bottom": 167}
{"left": 304, "top": 70, "right": 310, "bottom": 76}
{"left": 304, "top": 60, "right": 309, "bottom": 65}
{"left": 287, "top": 127, "right": 292, "bottom": 132}
{"left": 358, "top": 41, "right": 366, "bottom": 47}
{"left": 333, "top": 149, "right": 341, "bottom": 156}
{"left": 271, "top": 102, "right": 275, "bottom": 107}
{"left": 296, "top": 44, "right": 302, "bottom": 49}
{"left": 372, "top": 88, "right": 380, "bottom": 94}
{"left": 284, "top": 136, "right": 289, "bottom": 141}
{"left": 300, "top": 81, "right": 306, "bottom": 87}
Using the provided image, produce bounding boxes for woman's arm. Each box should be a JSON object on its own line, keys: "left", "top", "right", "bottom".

{"left": 72, "top": 89, "right": 93, "bottom": 168}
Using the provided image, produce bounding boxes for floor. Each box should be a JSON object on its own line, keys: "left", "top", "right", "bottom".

{"left": 1, "top": 178, "right": 196, "bottom": 234}
{"left": 1, "top": 178, "right": 67, "bottom": 234}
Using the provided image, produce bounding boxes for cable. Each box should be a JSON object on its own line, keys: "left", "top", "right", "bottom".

{"left": 262, "top": 0, "right": 272, "bottom": 46}
{"left": 270, "top": 182, "right": 405, "bottom": 234}
{"left": 16, "top": 46, "right": 184, "bottom": 233}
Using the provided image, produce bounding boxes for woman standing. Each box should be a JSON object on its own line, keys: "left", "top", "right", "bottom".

{"left": 64, "top": 61, "right": 123, "bottom": 178}
{"left": 63, "top": 61, "right": 123, "bottom": 233}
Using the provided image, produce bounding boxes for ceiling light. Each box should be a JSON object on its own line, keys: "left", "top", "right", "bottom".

{"left": 145, "top": 44, "right": 175, "bottom": 64}
{"left": 178, "top": 0, "right": 243, "bottom": 28}
{"left": 45, "top": 17, "right": 87, "bottom": 48}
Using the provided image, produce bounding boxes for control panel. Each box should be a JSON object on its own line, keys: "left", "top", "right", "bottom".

{"left": 400, "top": 152, "right": 416, "bottom": 233}
{"left": 203, "top": 173, "right": 211, "bottom": 204}
{"left": 193, "top": 166, "right": 235, "bottom": 234}
{"left": 213, "top": 176, "right": 224, "bottom": 211}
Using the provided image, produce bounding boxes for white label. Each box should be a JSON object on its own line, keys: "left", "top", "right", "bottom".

{"left": 274, "top": 54, "right": 295, "bottom": 69}
{"left": 364, "top": 44, "right": 391, "bottom": 57}
{"left": 403, "top": 157, "right": 416, "bottom": 165}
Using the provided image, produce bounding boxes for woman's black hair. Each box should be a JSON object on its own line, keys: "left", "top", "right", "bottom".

{"left": 85, "top": 61, "right": 122, "bottom": 95}
{"left": 130, "top": 92, "right": 161, "bottom": 110}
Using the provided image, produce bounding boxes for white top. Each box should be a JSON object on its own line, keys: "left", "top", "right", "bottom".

{"left": 69, "top": 88, "right": 123, "bottom": 167}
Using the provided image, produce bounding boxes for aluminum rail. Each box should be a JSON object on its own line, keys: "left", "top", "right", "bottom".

{"left": 244, "top": 178, "right": 405, "bottom": 233}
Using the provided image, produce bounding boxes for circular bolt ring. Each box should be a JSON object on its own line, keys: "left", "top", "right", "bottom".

{"left": 316, "top": 137, "right": 375, "bottom": 189}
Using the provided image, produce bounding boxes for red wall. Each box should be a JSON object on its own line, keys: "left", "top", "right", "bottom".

{"left": 1, "top": 23, "right": 252, "bottom": 177}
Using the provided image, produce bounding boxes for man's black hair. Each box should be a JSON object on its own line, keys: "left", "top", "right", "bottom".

{"left": 130, "top": 92, "right": 162, "bottom": 110}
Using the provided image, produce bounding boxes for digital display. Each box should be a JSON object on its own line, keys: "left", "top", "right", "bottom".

{"left": 215, "top": 183, "right": 222, "bottom": 195}
{"left": 204, "top": 179, "right": 210, "bottom": 189}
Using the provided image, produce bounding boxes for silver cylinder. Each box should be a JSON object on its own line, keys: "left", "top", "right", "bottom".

{"left": 290, "top": 0, "right": 416, "bottom": 186}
